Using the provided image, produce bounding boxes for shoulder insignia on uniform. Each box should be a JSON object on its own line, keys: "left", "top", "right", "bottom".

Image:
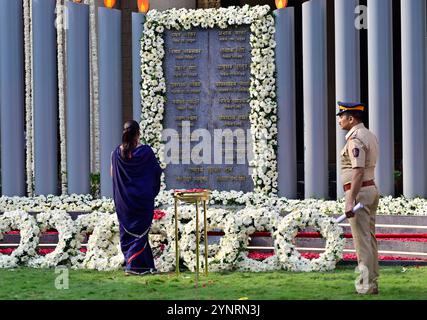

{"left": 352, "top": 148, "right": 360, "bottom": 158}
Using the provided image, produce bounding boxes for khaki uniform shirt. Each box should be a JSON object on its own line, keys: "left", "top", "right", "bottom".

{"left": 340, "top": 123, "right": 379, "bottom": 186}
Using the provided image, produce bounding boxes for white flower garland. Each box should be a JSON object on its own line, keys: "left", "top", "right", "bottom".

{"left": 2, "top": 199, "right": 425, "bottom": 272}
{"left": 27, "top": 210, "right": 79, "bottom": 268}
{"left": 234, "top": 206, "right": 281, "bottom": 272}
{"left": 0, "top": 194, "right": 115, "bottom": 213}
{"left": 23, "top": 0, "right": 34, "bottom": 196}
{"left": 81, "top": 213, "right": 124, "bottom": 271}
{"left": 56, "top": 0, "right": 68, "bottom": 194}
{"left": 150, "top": 210, "right": 176, "bottom": 272}
{"left": 174, "top": 207, "right": 241, "bottom": 272}
{"left": 139, "top": 5, "right": 278, "bottom": 195}
{"left": 2, "top": 194, "right": 427, "bottom": 217}
{"left": 274, "top": 209, "right": 345, "bottom": 272}
{"left": 70, "top": 211, "right": 102, "bottom": 268}
{"left": 87, "top": 0, "right": 100, "bottom": 173}
{"left": 1, "top": 208, "right": 346, "bottom": 272}
{"left": 0, "top": 211, "right": 40, "bottom": 268}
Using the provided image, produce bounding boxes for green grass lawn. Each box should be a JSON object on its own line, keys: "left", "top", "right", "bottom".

{"left": 0, "top": 266, "right": 426, "bottom": 300}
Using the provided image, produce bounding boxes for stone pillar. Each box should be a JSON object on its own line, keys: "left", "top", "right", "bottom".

{"left": 367, "top": 0, "right": 394, "bottom": 196}
{"left": 302, "top": 0, "right": 328, "bottom": 199}
{"left": 274, "top": 7, "right": 297, "bottom": 199}
{"left": 66, "top": 1, "right": 91, "bottom": 194}
{"left": 0, "top": 0, "right": 25, "bottom": 196}
{"left": 98, "top": 7, "right": 122, "bottom": 197}
{"left": 33, "top": 0, "right": 59, "bottom": 195}
{"left": 401, "top": 0, "right": 427, "bottom": 197}
{"left": 334, "top": 0, "right": 360, "bottom": 199}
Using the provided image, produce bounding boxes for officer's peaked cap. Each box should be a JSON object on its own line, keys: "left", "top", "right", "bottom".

{"left": 336, "top": 101, "right": 366, "bottom": 116}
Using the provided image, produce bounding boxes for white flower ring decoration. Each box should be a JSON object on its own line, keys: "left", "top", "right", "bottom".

{"left": 177, "top": 207, "right": 241, "bottom": 272}
{"left": 27, "top": 210, "right": 78, "bottom": 268}
{"left": 274, "top": 209, "right": 345, "bottom": 272}
{"left": 82, "top": 213, "right": 124, "bottom": 271}
{"left": 70, "top": 211, "right": 102, "bottom": 269}
{"left": 0, "top": 207, "right": 347, "bottom": 272}
{"left": 234, "top": 206, "right": 281, "bottom": 272}
{"left": 0, "top": 211, "right": 40, "bottom": 268}
{"left": 150, "top": 209, "right": 176, "bottom": 273}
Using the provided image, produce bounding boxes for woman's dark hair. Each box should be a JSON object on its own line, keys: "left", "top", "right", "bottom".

{"left": 121, "top": 120, "right": 140, "bottom": 160}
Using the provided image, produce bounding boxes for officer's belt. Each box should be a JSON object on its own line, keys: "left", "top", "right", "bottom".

{"left": 343, "top": 180, "right": 375, "bottom": 192}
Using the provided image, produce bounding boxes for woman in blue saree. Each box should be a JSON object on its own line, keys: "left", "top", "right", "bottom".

{"left": 111, "top": 120, "right": 162, "bottom": 275}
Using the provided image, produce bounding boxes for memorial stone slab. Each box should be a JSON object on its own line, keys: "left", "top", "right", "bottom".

{"left": 162, "top": 25, "right": 254, "bottom": 192}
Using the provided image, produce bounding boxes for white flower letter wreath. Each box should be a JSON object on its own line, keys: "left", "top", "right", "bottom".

{"left": 150, "top": 209, "right": 176, "bottom": 273}
{"left": 234, "top": 206, "right": 281, "bottom": 272}
{"left": 274, "top": 209, "right": 345, "bottom": 272}
{"left": 70, "top": 211, "right": 102, "bottom": 269}
{"left": 0, "top": 211, "right": 40, "bottom": 268}
{"left": 177, "top": 207, "right": 241, "bottom": 272}
{"left": 82, "top": 213, "right": 124, "bottom": 271}
{"left": 0, "top": 208, "right": 347, "bottom": 273}
{"left": 27, "top": 210, "right": 78, "bottom": 268}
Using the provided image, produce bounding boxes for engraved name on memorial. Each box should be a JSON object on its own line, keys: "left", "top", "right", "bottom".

{"left": 162, "top": 26, "right": 254, "bottom": 192}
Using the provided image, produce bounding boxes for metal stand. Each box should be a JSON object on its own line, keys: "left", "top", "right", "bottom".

{"left": 173, "top": 190, "right": 211, "bottom": 282}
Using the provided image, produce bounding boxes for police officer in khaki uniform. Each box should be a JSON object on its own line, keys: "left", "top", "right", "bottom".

{"left": 337, "top": 101, "right": 380, "bottom": 295}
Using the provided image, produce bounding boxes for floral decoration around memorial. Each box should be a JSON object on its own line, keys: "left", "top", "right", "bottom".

{"left": 234, "top": 207, "right": 282, "bottom": 272}
{"left": 139, "top": 5, "right": 279, "bottom": 195}
{"left": 0, "top": 206, "right": 345, "bottom": 272}
{"left": 56, "top": 0, "right": 67, "bottom": 194}
{"left": 27, "top": 210, "right": 79, "bottom": 268}
{"left": 172, "top": 207, "right": 241, "bottom": 272}
{"left": 75, "top": 212, "right": 124, "bottom": 271}
{"left": 1, "top": 194, "right": 427, "bottom": 216}
{"left": 1, "top": 193, "right": 427, "bottom": 271}
{"left": 23, "top": 0, "right": 34, "bottom": 196}
{"left": 274, "top": 209, "right": 345, "bottom": 272}
{"left": 0, "top": 211, "right": 40, "bottom": 268}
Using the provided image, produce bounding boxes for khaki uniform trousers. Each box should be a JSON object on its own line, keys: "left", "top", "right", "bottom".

{"left": 345, "top": 185, "right": 380, "bottom": 293}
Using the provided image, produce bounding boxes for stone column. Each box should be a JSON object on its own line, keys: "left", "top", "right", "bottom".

{"left": 274, "top": 7, "right": 297, "bottom": 199}
{"left": 367, "top": 0, "right": 394, "bottom": 196}
{"left": 98, "top": 7, "right": 122, "bottom": 197}
{"left": 0, "top": 0, "right": 25, "bottom": 196}
{"left": 302, "top": 0, "right": 328, "bottom": 199}
{"left": 401, "top": 0, "right": 427, "bottom": 197}
{"left": 33, "top": 0, "right": 59, "bottom": 195}
{"left": 66, "top": 1, "right": 91, "bottom": 194}
{"left": 334, "top": 0, "right": 360, "bottom": 199}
